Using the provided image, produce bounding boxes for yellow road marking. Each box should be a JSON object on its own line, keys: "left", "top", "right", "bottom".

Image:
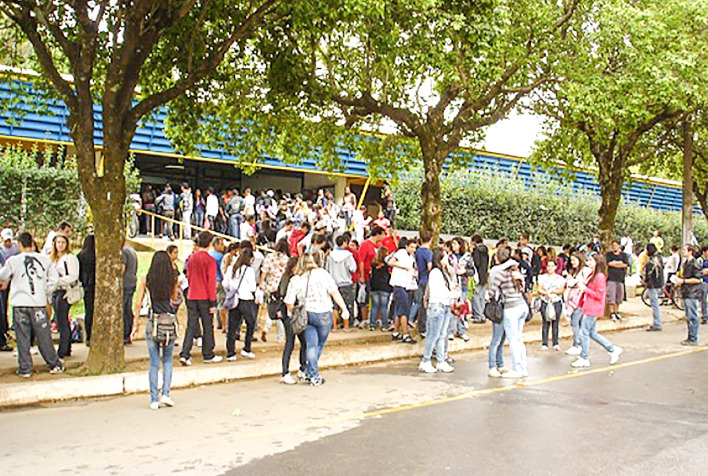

{"left": 247, "top": 347, "right": 708, "bottom": 438}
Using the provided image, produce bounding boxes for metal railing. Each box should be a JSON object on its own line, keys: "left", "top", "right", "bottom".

{"left": 135, "top": 209, "right": 273, "bottom": 256}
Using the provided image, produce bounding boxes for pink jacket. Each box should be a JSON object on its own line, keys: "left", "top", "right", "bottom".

{"left": 579, "top": 272, "right": 606, "bottom": 317}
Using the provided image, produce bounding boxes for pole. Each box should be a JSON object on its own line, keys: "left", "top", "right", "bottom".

{"left": 682, "top": 117, "right": 695, "bottom": 247}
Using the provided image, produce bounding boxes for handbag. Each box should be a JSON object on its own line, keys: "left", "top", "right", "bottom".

{"left": 64, "top": 261, "right": 84, "bottom": 305}
{"left": 484, "top": 288, "right": 505, "bottom": 324}
{"left": 224, "top": 266, "right": 247, "bottom": 310}
{"left": 544, "top": 300, "right": 557, "bottom": 321}
{"left": 290, "top": 272, "right": 310, "bottom": 335}
{"left": 150, "top": 312, "right": 178, "bottom": 346}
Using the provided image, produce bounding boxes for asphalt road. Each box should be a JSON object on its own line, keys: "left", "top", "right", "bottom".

{"left": 1, "top": 321, "right": 706, "bottom": 476}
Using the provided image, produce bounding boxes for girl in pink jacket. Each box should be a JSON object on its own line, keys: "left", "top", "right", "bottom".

{"left": 571, "top": 253, "right": 624, "bottom": 368}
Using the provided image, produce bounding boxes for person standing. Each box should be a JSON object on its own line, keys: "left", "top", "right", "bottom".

{"left": 358, "top": 226, "right": 385, "bottom": 326}
{"left": 260, "top": 238, "right": 291, "bottom": 343}
{"left": 0, "top": 232, "right": 64, "bottom": 376}
{"left": 387, "top": 237, "right": 418, "bottom": 344}
{"left": 242, "top": 188, "right": 256, "bottom": 218}
{"left": 571, "top": 253, "right": 623, "bottom": 368}
{"left": 131, "top": 251, "right": 179, "bottom": 410}
{"left": 275, "top": 257, "right": 306, "bottom": 384}
{"left": 180, "top": 183, "right": 194, "bottom": 240}
{"left": 226, "top": 189, "right": 244, "bottom": 239}
{"left": 470, "top": 234, "right": 490, "bottom": 324}
{"left": 564, "top": 252, "right": 588, "bottom": 356}
{"left": 412, "top": 231, "right": 433, "bottom": 334}
{"left": 369, "top": 247, "right": 393, "bottom": 331}
{"left": 204, "top": 187, "right": 219, "bottom": 231}
{"left": 155, "top": 184, "right": 176, "bottom": 241}
{"left": 77, "top": 235, "right": 96, "bottom": 346}
{"left": 342, "top": 187, "right": 357, "bottom": 228}
{"left": 621, "top": 233, "right": 634, "bottom": 274}
{"left": 0, "top": 228, "right": 20, "bottom": 351}
{"left": 650, "top": 231, "right": 665, "bottom": 255}
{"left": 352, "top": 205, "right": 371, "bottom": 244}
{"left": 605, "top": 240, "right": 630, "bottom": 321}
{"left": 538, "top": 259, "right": 565, "bottom": 351}
{"left": 193, "top": 189, "right": 206, "bottom": 229}
{"left": 701, "top": 246, "right": 708, "bottom": 325}
{"left": 41, "top": 221, "right": 72, "bottom": 256}
{"left": 284, "top": 251, "right": 349, "bottom": 386}
{"left": 325, "top": 235, "right": 357, "bottom": 332}
{"left": 675, "top": 245, "right": 702, "bottom": 346}
{"left": 49, "top": 234, "right": 80, "bottom": 359}
{"left": 643, "top": 243, "right": 665, "bottom": 331}
{"left": 179, "top": 231, "right": 222, "bottom": 365}
{"left": 224, "top": 248, "right": 258, "bottom": 360}
{"left": 208, "top": 238, "right": 226, "bottom": 331}
{"left": 122, "top": 244, "right": 139, "bottom": 344}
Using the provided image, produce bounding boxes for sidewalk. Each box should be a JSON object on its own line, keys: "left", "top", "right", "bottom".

{"left": 0, "top": 298, "right": 685, "bottom": 407}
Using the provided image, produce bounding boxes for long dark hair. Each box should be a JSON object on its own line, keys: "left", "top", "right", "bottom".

{"left": 431, "top": 247, "right": 451, "bottom": 289}
{"left": 77, "top": 234, "right": 95, "bottom": 264}
{"left": 232, "top": 248, "right": 254, "bottom": 277}
{"left": 569, "top": 251, "right": 586, "bottom": 277}
{"left": 589, "top": 252, "right": 607, "bottom": 283}
{"left": 146, "top": 251, "right": 177, "bottom": 301}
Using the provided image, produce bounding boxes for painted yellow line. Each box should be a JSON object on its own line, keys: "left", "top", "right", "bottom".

{"left": 247, "top": 347, "right": 708, "bottom": 438}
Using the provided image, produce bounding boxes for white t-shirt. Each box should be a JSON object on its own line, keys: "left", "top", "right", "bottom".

{"left": 240, "top": 222, "right": 255, "bottom": 241}
{"left": 205, "top": 194, "right": 219, "bottom": 218}
{"left": 389, "top": 249, "right": 417, "bottom": 290}
{"left": 275, "top": 227, "right": 291, "bottom": 244}
{"left": 284, "top": 268, "right": 338, "bottom": 313}
{"left": 538, "top": 273, "right": 565, "bottom": 303}
{"left": 243, "top": 195, "right": 256, "bottom": 216}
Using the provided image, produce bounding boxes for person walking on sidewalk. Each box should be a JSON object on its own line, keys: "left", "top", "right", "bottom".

{"left": 131, "top": 251, "right": 179, "bottom": 410}
{"left": 419, "top": 248, "right": 460, "bottom": 374}
{"left": 675, "top": 245, "right": 702, "bottom": 346}
{"left": 224, "top": 248, "right": 258, "bottom": 360}
{"left": 0, "top": 232, "right": 64, "bottom": 377}
{"left": 642, "top": 243, "right": 664, "bottom": 332}
{"left": 606, "top": 240, "right": 630, "bottom": 321}
{"left": 50, "top": 234, "right": 80, "bottom": 359}
{"left": 179, "top": 231, "right": 222, "bottom": 366}
{"left": 564, "top": 252, "right": 588, "bottom": 356}
{"left": 284, "top": 251, "right": 349, "bottom": 386}
{"left": 275, "top": 257, "right": 307, "bottom": 384}
{"left": 571, "top": 253, "right": 623, "bottom": 368}
{"left": 122, "top": 244, "right": 138, "bottom": 344}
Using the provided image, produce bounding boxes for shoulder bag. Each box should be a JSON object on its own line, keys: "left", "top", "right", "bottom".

{"left": 290, "top": 272, "right": 310, "bottom": 335}
{"left": 224, "top": 266, "right": 247, "bottom": 310}
{"left": 484, "top": 287, "right": 505, "bottom": 324}
{"left": 64, "top": 260, "right": 84, "bottom": 305}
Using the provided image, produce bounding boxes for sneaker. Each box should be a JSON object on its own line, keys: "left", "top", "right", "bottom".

{"left": 521, "top": 370, "right": 529, "bottom": 378}
{"left": 196, "top": 337, "right": 203, "bottom": 347}
{"left": 49, "top": 365, "right": 65, "bottom": 374}
{"left": 401, "top": 335, "right": 416, "bottom": 344}
{"left": 501, "top": 370, "right": 524, "bottom": 378}
{"left": 497, "top": 367, "right": 510, "bottom": 374}
{"left": 681, "top": 339, "right": 698, "bottom": 346}
{"left": 609, "top": 346, "right": 623, "bottom": 365}
{"left": 150, "top": 402, "right": 159, "bottom": 410}
{"left": 297, "top": 369, "right": 309, "bottom": 382}
{"left": 358, "top": 320, "right": 367, "bottom": 329}
{"left": 646, "top": 326, "right": 662, "bottom": 332}
{"left": 240, "top": 350, "right": 256, "bottom": 359}
{"left": 436, "top": 361, "right": 454, "bottom": 373}
{"left": 541, "top": 345, "right": 549, "bottom": 351}
{"left": 565, "top": 346, "right": 581, "bottom": 356}
{"left": 384, "top": 325, "right": 395, "bottom": 332}
{"left": 17, "top": 371, "right": 32, "bottom": 378}
{"left": 226, "top": 355, "right": 237, "bottom": 362}
{"left": 369, "top": 326, "right": 376, "bottom": 331}
{"left": 571, "top": 358, "right": 591, "bottom": 368}
{"left": 391, "top": 333, "right": 402, "bottom": 341}
{"left": 488, "top": 367, "right": 502, "bottom": 378}
{"left": 160, "top": 395, "right": 175, "bottom": 407}
{"left": 310, "top": 376, "right": 325, "bottom": 387}
{"left": 280, "top": 373, "right": 297, "bottom": 385}
{"left": 446, "top": 356, "right": 455, "bottom": 364}
{"left": 460, "top": 334, "right": 470, "bottom": 342}
{"left": 179, "top": 357, "right": 192, "bottom": 366}
{"left": 553, "top": 345, "right": 561, "bottom": 352}
{"left": 447, "top": 335, "right": 454, "bottom": 341}
{"left": 204, "top": 355, "right": 223, "bottom": 363}
{"left": 418, "top": 361, "right": 437, "bottom": 373}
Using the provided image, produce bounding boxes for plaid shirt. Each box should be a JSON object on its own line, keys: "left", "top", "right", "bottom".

{"left": 284, "top": 268, "right": 337, "bottom": 313}
{"left": 260, "top": 252, "right": 289, "bottom": 295}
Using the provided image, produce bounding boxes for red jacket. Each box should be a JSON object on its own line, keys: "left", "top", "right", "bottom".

{"left": 187, "top": 250, "right": 217, "bottom": 303}
{"left": 579, "top": 272, "right": 606, "bottom": 317}
{"left": 289, "top": 229, "right": 306, "bottom": 257}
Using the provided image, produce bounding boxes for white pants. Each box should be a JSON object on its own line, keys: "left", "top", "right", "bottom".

{"left": 182, "top": 211, "right": 192, "bottom": 239}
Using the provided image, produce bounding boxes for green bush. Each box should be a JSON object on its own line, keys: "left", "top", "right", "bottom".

{"left": 393, "top": 168, "right": 708, "bottom": 247}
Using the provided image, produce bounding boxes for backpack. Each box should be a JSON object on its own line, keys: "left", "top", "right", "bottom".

{"left": 70, "top": 318, "right": 83, "bottom": 343}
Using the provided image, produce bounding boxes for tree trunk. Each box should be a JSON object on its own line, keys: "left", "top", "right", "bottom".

{"left": 597, "top": 157, "right": 624, "bottom": 251}
{"left": 420, "top": 142, "right": 444, "bottom": 243}
{"left": 682, "top": 118, "right": 695, "bottom": 246}
{"left": 81, "top": 145, "right": 128, "bottom": 374}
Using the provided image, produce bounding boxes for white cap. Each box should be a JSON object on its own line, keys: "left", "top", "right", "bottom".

{"left": 267, "top": 190, "right": 274, "bottom": 197}
{"left": 1, "top": 228, "right": 13, "bottom": 241}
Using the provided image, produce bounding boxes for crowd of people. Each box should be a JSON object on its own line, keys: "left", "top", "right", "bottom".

{"left": 1, "top": 189, "right": 706, "bottom": 410}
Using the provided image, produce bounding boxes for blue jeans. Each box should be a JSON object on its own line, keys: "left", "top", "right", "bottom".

{"left": 229, "top": 214, "right": 243, "bottom": 238}
{"left": 648, "top": 287, "right": 662, "bottom": 329}
{"left": 488, "top": 321, "right": 506, "bottom": 369}
{"left": 409, "top": 284, "right": 426, "bottom": 324}
{"left": 684, "top": 298, "right": 699, "bottom": 342}
{"left": 304, "top": 311, "right": 332, "bottom": 379}
{"left": 702, "top": 283, "right": 708, "bottom": 321}
{"left": 370, "top": 291, "right": 391, "bottom": 328}
{"left": 146, "top": 327, "right": 174, "bottom": 403}
{"left": 570, "top": 307, "right": 583, "bottom": 347}
{"left": 580, "top": 315, "right": 615, "bottom": 360}
{"left": 422, "top": 304, "right": 452, "bottom": 363}
{"left": 502, "top": 304, "right": 528, "bottom": 373}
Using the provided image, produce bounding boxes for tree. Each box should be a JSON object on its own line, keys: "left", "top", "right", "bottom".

{"left": 0, "top": 0, "right": 288, "bottom": 373}
{"left": 531, "top": 0, "right": 706, "bottom": 248}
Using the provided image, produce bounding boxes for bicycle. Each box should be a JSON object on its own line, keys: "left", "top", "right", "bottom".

{"left": 641, "top": 282, "right": 684, "bottom": 311}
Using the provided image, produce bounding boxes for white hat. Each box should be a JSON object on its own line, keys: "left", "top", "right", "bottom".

{"left": 1, "top": 228, "right": 13, "bottom": 241}
{"left": 267, "top": 190, "right": 274, "bottom": 197}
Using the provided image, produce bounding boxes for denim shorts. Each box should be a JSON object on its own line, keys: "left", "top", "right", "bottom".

{"left": 393, "top": 286, "right": 412, "bottom": 317}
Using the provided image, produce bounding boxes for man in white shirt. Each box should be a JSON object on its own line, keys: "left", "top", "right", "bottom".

{"left": 243, "top": 188, "right": 256, "bottom": 217}
{"left": 240, "top": 215, "right": 256, "bottom": 245}
{"left": 387, "top": 238, "right": 418, "bottom": 344}
{"left": 205, "top": 187, "right": 220, "bottom": 230}
{"left": 275, "top": 220, "right": 293, "bottom": 244}
{"left": 41, "top": 221, "right": 72, "bottom": 255}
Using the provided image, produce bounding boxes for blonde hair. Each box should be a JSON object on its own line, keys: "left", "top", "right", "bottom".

{"left": 296, "top": 250, "right": 323, "bottom": 275}
{"left": 50, "top": 234, "right": 71, "bottom": 262}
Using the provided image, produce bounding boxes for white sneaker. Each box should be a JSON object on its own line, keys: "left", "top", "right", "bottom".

{"left": 553, "top": 345, "right": 561, "bottom": 352}
{"left": 179, "top": 357, "right": 192, "bottom": 366}
{"left": 418, "top": 361, "right": 437, "bottom": 373}
{"left": 565, "top": 346, "right": 581, "bottom": 356}
{"left": 226, "top": 355, "right": 237, "bottom": 362}
{"left": 609, "top": 346, "right": 623, "bottom": 365}
{"left": 460, "top": 334, "right": 470, "bottom": 342}
{"left": 160, "top": 395, "right": 175, "bottom": 407}
{"left": 204, "top": 355, "right": 223, "bottom": 363}
{"left": 436, "top": 361, "right": 455, "bottom": 373}
{"left": 297, "top": 369, "right": 308, "bottom": 381}
{"left": 497, "top": 367, "right": 510, "bottom": 374}
{"left": 150, "top": 402, "right": 159, "bottom": 410}
{"left": 280, "top": 373, "right": 297, "bottom": 385}
{"left": 196, "top": 337, "right": 202, "bottom": 348}
{"left": 571, "top": 358, "right": 591, "bottom": 368}
{"left": 488, "top": 367, "right": 502, "bottom": 378}
{"left": 240, "top": 350, "right": 256, "bottom": 359}
{"left": 501, "top": 370, "right": 524, "bottom": 378}
{"left": 521, "top": 370, "right": 529, "bottom": 378}
{"left": 541, "top": 345, "right": 549, "bottom": 351}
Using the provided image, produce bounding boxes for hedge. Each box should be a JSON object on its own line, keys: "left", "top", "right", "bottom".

{"left": 393, "top": 169, "right": 708, "bottom": 248}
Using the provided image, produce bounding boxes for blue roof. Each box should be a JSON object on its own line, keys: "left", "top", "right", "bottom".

{"left": 0, "top": 81, "right": 688, "bottom": 213}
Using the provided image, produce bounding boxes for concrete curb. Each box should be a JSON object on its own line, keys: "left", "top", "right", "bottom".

{"left": 0, "top": 312, "right": 680, "bottom": 407}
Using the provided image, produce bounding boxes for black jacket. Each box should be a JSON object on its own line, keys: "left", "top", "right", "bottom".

{"left": 473, "top": 245, "right": 490, "bottom": 286}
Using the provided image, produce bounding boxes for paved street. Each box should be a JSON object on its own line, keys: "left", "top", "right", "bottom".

{"left": 1, "top": 321, "right": 706, "bottom": 475}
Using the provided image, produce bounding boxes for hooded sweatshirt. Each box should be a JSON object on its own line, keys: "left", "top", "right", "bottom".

{"left": 325, "top": 248, "right": 357, "bottom": 287}
{"left": 488, "top": 259, "right": 525, "bottom": 308}
{"left": 0, "top": 252, "right": 58, "bottom": 307}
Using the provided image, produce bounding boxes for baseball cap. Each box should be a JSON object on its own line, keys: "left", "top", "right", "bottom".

{"left": 1, "top": 228, "right": 13, "bottom": 240}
